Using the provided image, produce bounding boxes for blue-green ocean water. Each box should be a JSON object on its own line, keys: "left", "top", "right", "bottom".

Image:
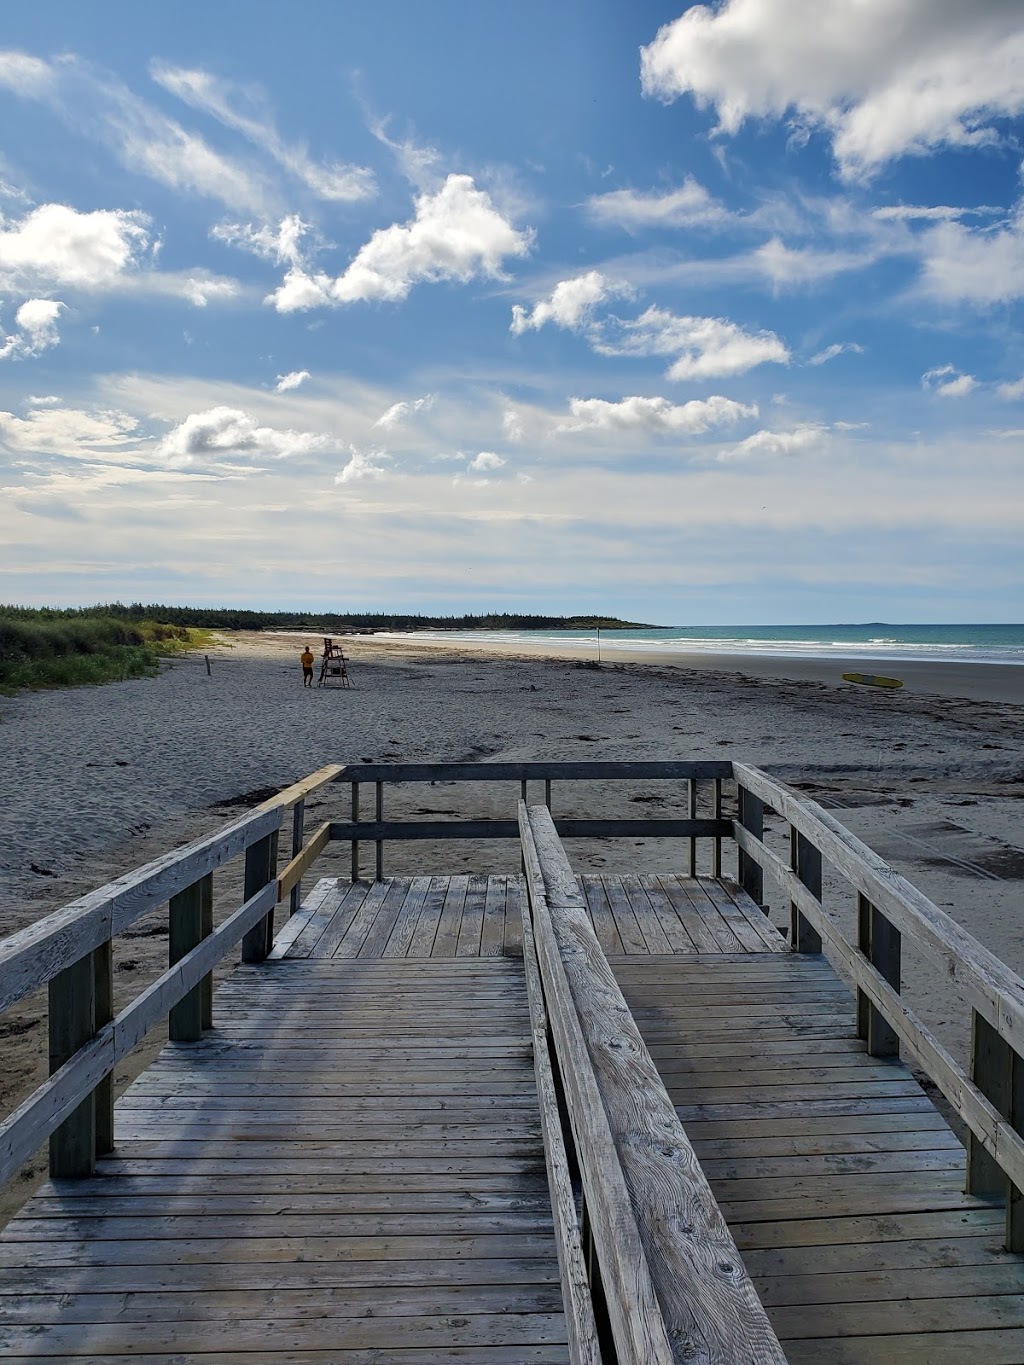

{"left": 392, "top": 624, "right": 1024, "bottom": 665}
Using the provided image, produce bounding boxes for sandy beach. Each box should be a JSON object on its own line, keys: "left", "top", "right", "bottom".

{"left": 1, "top": 630, "right": 1022, "bottom": 1224}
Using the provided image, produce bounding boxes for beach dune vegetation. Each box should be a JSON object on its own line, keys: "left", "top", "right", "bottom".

{"left": 0, "top": 608, "right": 206, "bottom": 693}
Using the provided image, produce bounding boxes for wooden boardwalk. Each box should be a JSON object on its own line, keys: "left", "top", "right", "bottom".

{"left": 3, "top": 865, "right": 1024, "bottom": 1361}
{"left": 0, "top": 951, "right": 568, "bottom": 1362}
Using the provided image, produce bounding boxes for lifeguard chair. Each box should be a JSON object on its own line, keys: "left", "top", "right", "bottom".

{"left": 318, "top": 637, "right": 352, "bottom": 688}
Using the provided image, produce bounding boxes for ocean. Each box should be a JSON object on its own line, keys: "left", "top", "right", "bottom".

{"left": 380, "top": 624, "right": 1024, "bottom": 666}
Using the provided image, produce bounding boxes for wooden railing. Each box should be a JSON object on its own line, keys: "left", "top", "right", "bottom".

{"left": 732, "top": 761, "right": 1024, "bottom": 1251}
{"left": 519, "top": 801, "right": 785, "bottom": 1364}
{"left": 0, "top": 766, "right": 340, "bottom": 1185}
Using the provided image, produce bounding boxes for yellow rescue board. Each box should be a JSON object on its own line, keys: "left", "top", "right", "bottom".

{"left": 842, "top": 672, "right": 904, "bottom": 689}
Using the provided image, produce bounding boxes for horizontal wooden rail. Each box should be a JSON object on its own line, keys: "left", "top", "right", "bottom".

{"left": 521, "top": 801, "right": 785, "bottom": 1364}
{"left": 257, "top": 764, "right": 344, "bottom": 812}
{"left": 733, "top": 762, "right": 1024, "bottom": 1053}
{"left": 0, "top": 806, "right": 281, "bottom": 1016}
{"left": 277, "top": 822, "right": 331, "bottom": 902}
{"left": 330, "top": 760, "right": 733, "bottom": 784}
{"left": 0, "top": 881, "right": 277, "bottom": 1187}
{"left": 330, "top": 817, "right": 730, "bottom": 844}
{"left": 732, "top": 820, "right": 1024, "bottom": 1195}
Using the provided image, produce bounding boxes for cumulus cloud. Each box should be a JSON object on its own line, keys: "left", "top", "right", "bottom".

{"left": 335, "top": 445, "right": 388, "bottom": 483}
{"left": 808, "top": 341, "right": 865, "bottom": 365}
{"left": 558, "top": 394, "right": 757, "bottom": 435}
{"left": 151, "top": 63, "right": 376, "bottom": 203}
{"left": 275, "top": 370, "right": 310, "bottom": 393}
{"left": 468, "top": 451, "right": 505, "bottom": 471}
{"left": 0, "top": 298, "right": 64, "bottom": 359}
{"left": 592, "top": 306, "right": 789, "bottom": 380}
{"left": 268, "top": 175, "right": 533, "bottom": 312}
{"left": 720, "top": 423, "right": 828, "bottom": 461}
{"left": 640, "top": 1, "right": 1024, "bottom": 179}
{"left": 0, "top": 404, "right": 139, "bottom": 454}
{"left": 156, "top": 406, "right": 328, "bottom": 465}
{"left": 922, "top": 364, "right": 977, "bottom": 397}
{"left": 373, "top": 393, "right": 436, "bottom": 428}
{"left": 510, "top": 271, "right": 632, "bottom": 335}
{"left": 918, "top": 209, "right": 1024, "bottom": 305}
{"left": 0, "top": 203, "right": 151, "bottom": 291}
{"left": 585, "top": 177, "right": 727, "bottom": 230}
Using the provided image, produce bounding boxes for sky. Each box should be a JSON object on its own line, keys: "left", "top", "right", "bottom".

{"left": 1, "top": 0, "right": 1023, "bottom": 624}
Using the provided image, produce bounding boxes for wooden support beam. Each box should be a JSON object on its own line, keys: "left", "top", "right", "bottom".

{"left": 375, "top": 781, "right": 384, "bottom": 882}
{"left": 168, "top": 880, "right": 203, "bottom": 1042}
{"left": 790, "top": 829, "right": 823, "bottom": 954}
{"left": 199, "top": 873, "right": 213, "bottom": 1031}
{"left": 92, "top": 942, "right": 113, "bottom": 1156}
{"left": 858, "top": 893, "right": 901, "bottom": 1057}
{"left": 714, "top": 777, "right": 723, "bottom": 879}
{"left": 688, "top": 778, "right": 698, "bottom": 878}
{"left": 351, "top": 782, "right": 360, "bottom": 883}
{"left": 240, "top": 833, "right": 277, "bottom": 963}
{"left": 289, "top": 799, "right": 305, "bottom": 917}
{"left": 737, "top": 785, "right": 764, "bottom": 906}
{"left": 969, "top": 1011, "right": 1013, "bottom": 1199}
{"left": 277, "top": 822, "right": 331, "bottom": 902}
{"left": 47, "top": 956, "right": 96, "bottom": 1179}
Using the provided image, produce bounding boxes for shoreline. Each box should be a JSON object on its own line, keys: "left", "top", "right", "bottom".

{"left": 316, "top": 631, "right": 1024, "bottom": 705}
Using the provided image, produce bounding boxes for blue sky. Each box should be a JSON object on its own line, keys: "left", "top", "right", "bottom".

{"left": 1, "top": 0, "right": 1023, "bottom": 623}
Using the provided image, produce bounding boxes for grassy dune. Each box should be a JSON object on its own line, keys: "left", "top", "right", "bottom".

{"left": 0, "top": 609, "right": 211, "bottom": 693}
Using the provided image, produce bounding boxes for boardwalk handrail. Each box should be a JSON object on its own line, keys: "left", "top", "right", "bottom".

{"left": 519, "top": 800, "right": 787, "bottom": 1364}
{"left": 732, "top": 760, "right": 1024, "bottom": 1250}
{"left": 294, "top": 760, "right": 733, "bottom": 884}
{"left": 0, "top": 766, "right": 346, "bottom": 1190}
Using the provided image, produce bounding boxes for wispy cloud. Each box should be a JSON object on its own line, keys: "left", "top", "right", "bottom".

{"left": 585, "top": 176, "right": 728, "bottom": 230}
{"left": 807, "top": 341, "right": 865, "bottom": 366}
{"left": 275, "top": 370, "right": 310, "bottom": 393}
{"left": 922, "top": 364, "right": 977, "bottom": 398}
{"left": 591, "top": 306, "right": 789, "bottom": 380}
{"left": 558, "top": 393, "right": 756, "bottom": 435}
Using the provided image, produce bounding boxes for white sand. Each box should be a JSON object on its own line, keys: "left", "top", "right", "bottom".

{"left": 1, "top": 630, "right": 1022, "bottom": 1222}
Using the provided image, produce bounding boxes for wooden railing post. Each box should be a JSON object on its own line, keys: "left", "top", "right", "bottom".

{"left": 856, "top": 893, "right": 900, "bottom": 1056}
{"left": 736, "top": 784, "right": 764, "bottom": 906}
{"left": 968, "top": 1012, "right": 1015, "bottom": 1197}
{"left": 200, "top": 872, "right": 213, "bottom": 1030}
{"left": 289, "top": 799, "right": 305, "bottom": 916}
{"left": 93, "top": 942, "right": 113, "bottom": 1155}
{"left": 790, "top": 829, "right": 823, "bottom": 953}
{"left": 351, "top": 782, "right": 360, "bottom": 882}
{"left": 688, "top": 778, "right": 698, "bottom": 878}
{"left": 241, "top": 832, "right": 278, "bottom": 963}
{"left": 714, "top": 777, "right": 723, "bottom": 878}
{"left": 48, "top": 955, "right": 96, "bottom": 1178}
{"left": 375, "top": 781, "right": 384, "bottom": 882}
{"left": 169, "top": 880, "right": 204, "bottom": 1041}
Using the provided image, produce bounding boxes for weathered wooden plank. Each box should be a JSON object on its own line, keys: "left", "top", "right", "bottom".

{"left": 616, "top": 875, "right": 675, "bottom": 953}
{"left": 406, "top": 877, "right": 453, "bottom": 957}
{"left": 380, "top": 876, "right": 434, "bottom": 958}
{"left": 431, "top": 876, "right": 471, "bottom": 958}
{"left": 479, "top": 875, "right": 510, "bottom": 957}
{"left": 346, "top": 880, "right": 413, "bottom": 959}
{"left": 634, "top": 874, "right": 698, "bottom": 952}
{"left": 781, "top": 1330, "right": 1024, "bottom": 1365}
{"left": 317, "top": 881, "right": 392, "bottom": 958}
{"left": 600, "top": 874, "right": 650, "bottom": 954}
{"left": 455, "top": 875, "right": 490, "bottom": 958}
{"left": 653, "top": 875, "right": 728, "bottom": 954}
{"left": 340, "top": 760, "right": 733, "bottom": 783}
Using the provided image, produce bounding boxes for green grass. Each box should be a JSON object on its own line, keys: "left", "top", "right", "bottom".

{"left": 0, "top": 610, "right": 211, "bottom": 694}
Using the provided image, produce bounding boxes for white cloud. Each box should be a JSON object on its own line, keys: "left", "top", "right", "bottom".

{"left": 502, "top": 406, "right": 525, "bottom": 443}
{"left": 151, "top": 64, "right": 376, "bottom": 203}
{"left": 873, "top": 204, "right": 993, "bottom": 222}
{"left": 640, "top": 1, "right": 1024, "bottom": 179}
{"left": 0, "top": 298, "right": 64, "bottom": 359}
{"left": 0, "top": 50, "right": 53, "bottom": 96}
{"left": 469, "top": 451, "right": 505, "bottom": 471}
{"left": 997, "top": 377, "right": 1024, "bottom": 401}
{"left": 182, "top": 276, "right": 239, "bottom": 308}
{"left": 720, "top": 423, "right": 828, "bottom": 461}
{"left": 212, "top": 215, "right": 310, "bottom": 268}
{"left": 918, "top": 210, "right": 1024, "bottom": 305}
{"left": 808, "top": 341, "right": 865, "bottom": 365}
{"left": 922, "top": 364, "right": 977, "bottom": 398}
{"left": 510, "top": 271, "right": 632, "bottom": 335}
{"left": 585, "top": 177, "right": 727, "bottom": 229}
{"left": 0, "top": 404, "right": 139, "bottom": 454}
{"left": 26, "top": 394, "right": 61, "bottom": 406}
{"left": 268, "top": 175, "right": 532, "bottom": 313}
{"left": 156, "top": 406, "right": 328, "bottom": 465}
{"left": 592, "top": 305, "right": 789, "bottom": 380}
{"left": 559, "top": 394, "right": 757, "bottom": 435}
{"left": 275, "top": 370, "right": 310, "bottom": 393}
{"left": 0, "top": 203, "right": 151, "bottom": 290}
{"left": 373, "top": 393, "right": 435, "bottom": 428}
{"left": 335, "top": 444, "right": 388, "bottom": 483}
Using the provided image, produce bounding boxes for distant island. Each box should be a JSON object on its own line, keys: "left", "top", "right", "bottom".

{"left": 10, "top": 604, "right": 659, "bottom": 633}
